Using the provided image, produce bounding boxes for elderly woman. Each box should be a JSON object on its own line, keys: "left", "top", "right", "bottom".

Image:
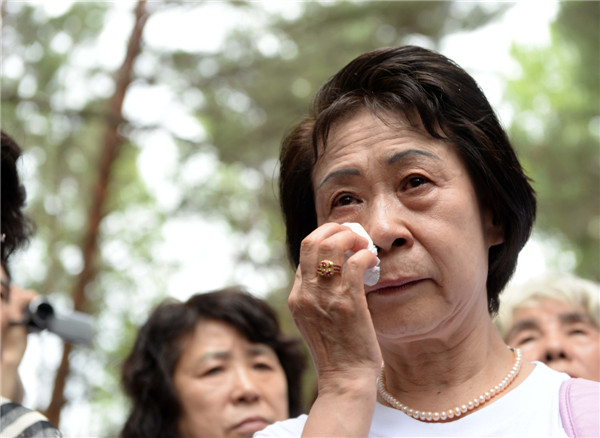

{"left": 257, "top": 46, "right": 598, "bottom": 437}
{"left": 120, "top": 288, "right": 306, "bottom": 438}
{"left": 496, "top": 272, "right": 599, "bottom": 381}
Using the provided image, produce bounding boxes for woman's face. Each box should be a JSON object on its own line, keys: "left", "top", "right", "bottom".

{"left": 312, "top": 110, "right": 503, "bottom": 343}
{"left": 173, "top": 319, "right": 289, "bottom": 438}
{"left": 506, "top": 298, "right": 600, "bottom": 381}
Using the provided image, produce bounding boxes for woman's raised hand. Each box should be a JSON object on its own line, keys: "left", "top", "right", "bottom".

{"left": 289, "top": 222, "right": 382, "bottom": 389}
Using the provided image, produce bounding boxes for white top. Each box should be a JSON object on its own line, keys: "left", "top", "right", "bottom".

{"left": 255, "top": 362, "right": 570, "bottom": 437}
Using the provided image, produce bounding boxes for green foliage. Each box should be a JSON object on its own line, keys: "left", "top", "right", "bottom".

{"left": 2, "top": 2, "right": 167, "bottom": 435}
{"left": 155, "top": 0, "right": 509, "bottom": 288}
{"left": 506, "top": 1, "right": 600, "bottom": 280}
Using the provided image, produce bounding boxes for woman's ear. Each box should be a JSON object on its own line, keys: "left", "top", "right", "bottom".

{"left": 484, "top": 209, "right": 504, "bottom": 247}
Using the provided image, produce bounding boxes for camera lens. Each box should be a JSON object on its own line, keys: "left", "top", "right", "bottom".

{"left": 35, "top": 301, "right": 54, "bottom": 319}
{"left": 26, "top": 297, "right": 55, "bottom": 331}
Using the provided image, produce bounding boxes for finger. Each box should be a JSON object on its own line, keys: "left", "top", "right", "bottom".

{"left": 7, "top": 286, "right": 37, "bottom": 320}
{"left": 300, "top": 222, "right": 370, "bottom": 260}
{"left": 342, "top": 249, "right": 379, "bottom": 292}
{"left": 313, "top": 230, "right": 371, "bottom": 283}
{"left": 288, "top": 265, "right": 302, "bottom": 309}
{"left": 10, "top": 286, "right": 37, "bottom": 304}
{"left": 300, "top": 224, "right": 371, "bottom": 282}
{"left": 299, "top": 223, "right": 344, "bottom": 261}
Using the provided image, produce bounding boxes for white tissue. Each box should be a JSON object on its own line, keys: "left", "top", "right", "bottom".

{"left": 342, "top": 222, "right": 380, "bottom": 286}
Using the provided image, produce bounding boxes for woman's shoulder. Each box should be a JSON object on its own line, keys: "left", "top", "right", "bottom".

{"left": 1, "top": 397, "right": 62, "bottom": 437}
{"left": 558, "top": 377, "right": 600, "bottom": 438}
{"left": 529, "top": 362, "right": 572, "bottom": 384}
{"left": 254, "top": 414, "right": 308, "bottom": 438}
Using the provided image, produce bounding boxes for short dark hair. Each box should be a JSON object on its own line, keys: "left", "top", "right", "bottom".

{"left": 279, "top": 45, "right": 536, "bottom": 314}
{"left": 121, "top": 287, "right": 306, "bottom": 438}
{"left": 1, "top": 130, "right": 35, "bottom": 270}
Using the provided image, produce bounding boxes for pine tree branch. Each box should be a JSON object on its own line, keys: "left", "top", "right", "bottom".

{"left": 44, "top": 0, "right": 150, "bottom": 426}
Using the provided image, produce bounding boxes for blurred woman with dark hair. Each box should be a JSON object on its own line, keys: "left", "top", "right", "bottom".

{"left": 121, "top": 287, "right": 306, "bottom": 438}
{"left": 1, "top": 130, "right": 61, "bottom": 437}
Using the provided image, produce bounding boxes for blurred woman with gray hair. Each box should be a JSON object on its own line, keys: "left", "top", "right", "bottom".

{"left": 495, "top": 272, "right": 599, "bottom": 381}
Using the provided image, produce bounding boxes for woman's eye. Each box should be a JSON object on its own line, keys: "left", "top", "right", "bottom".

{"left": 569, "top": 328, "right": 587, "bottom": 336}
{"left": 406, "top": 175, "right": 429, "bottom": 189}
{"left": 332, "top": 194, "right": 357, "bottom": 207}
{"left": 254, "top": 362, "right": 273, "bottom": 371}
{"left": 515, "top": 334, "right": 537, "bottom": 345}
{"left": 204, "top": 366, "right": 224, "bottom": 376}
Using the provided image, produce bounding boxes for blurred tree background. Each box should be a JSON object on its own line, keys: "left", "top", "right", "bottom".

{"left": 1, "top": 1, "right": 597, "bottom": 436}
{"left": 506, "top": 0, "right": 599, "bottom": 280}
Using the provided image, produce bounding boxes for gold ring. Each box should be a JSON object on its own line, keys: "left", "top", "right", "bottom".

{"left": 317, "top": 260, "right": 342, "bottom": 278}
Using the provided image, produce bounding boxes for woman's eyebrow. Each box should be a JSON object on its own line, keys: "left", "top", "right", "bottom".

{"left": 248, "top": 345, "right": 276, "bottom": 357}
{"left": 507, "top": 319, "right": 540, "bottom": 339}
{"left": 317, "top": 168, "right": 360, "bottom": 190}
{"left": 559, "top": 312, "right": 592, "bottom": 325}
{"left": 388, "top": 149, "right": 441, "bottom": 164}
{"left": 317, "top": 149, "right": 441, "bottom": 190}
{"left": 198, "top": 350, "right": 231, "bottom": 362}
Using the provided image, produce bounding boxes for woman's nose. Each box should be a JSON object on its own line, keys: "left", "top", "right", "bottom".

{"left": 232, "top": 367, "right": 260, "bottom": 404}
{"left": 539, "top": 333, "right": 570, "bottom": 364}
{"left": 366, "top": 196, "right": 413, "bottom": 252}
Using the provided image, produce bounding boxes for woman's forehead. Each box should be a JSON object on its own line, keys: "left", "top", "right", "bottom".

{"left": 313, "top": 111, "right": 450, "bottom": 177}
{"left": 324, "top": 109, "right": 413, "bottom": 144}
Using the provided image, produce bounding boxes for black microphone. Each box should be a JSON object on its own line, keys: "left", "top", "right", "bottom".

{"left": 24, "top": 296, "right": 94, "bottom": 345}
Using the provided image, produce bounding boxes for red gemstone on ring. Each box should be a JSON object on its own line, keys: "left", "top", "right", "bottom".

{"left": 317, "top": 260, "right": 341, "bottom": 277}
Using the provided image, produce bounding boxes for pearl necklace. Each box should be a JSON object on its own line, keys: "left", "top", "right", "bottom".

{"left": 377, "top": 347, "right": 522, "bottom": 422}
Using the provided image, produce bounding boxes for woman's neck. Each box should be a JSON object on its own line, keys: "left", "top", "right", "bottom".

{"left": 378, "top": 318, "right": 533, "bottom": 414}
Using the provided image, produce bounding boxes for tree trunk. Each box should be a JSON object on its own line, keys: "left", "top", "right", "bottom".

{"left": 44, "top": 0, "right": 149, "bottom": 426}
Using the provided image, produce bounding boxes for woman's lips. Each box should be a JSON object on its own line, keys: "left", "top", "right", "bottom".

{"left": 367, "top": 277, "right": 427, "bottom": 295}
{"left": 232, "top": 416, "right": 270, "bottom": 434}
